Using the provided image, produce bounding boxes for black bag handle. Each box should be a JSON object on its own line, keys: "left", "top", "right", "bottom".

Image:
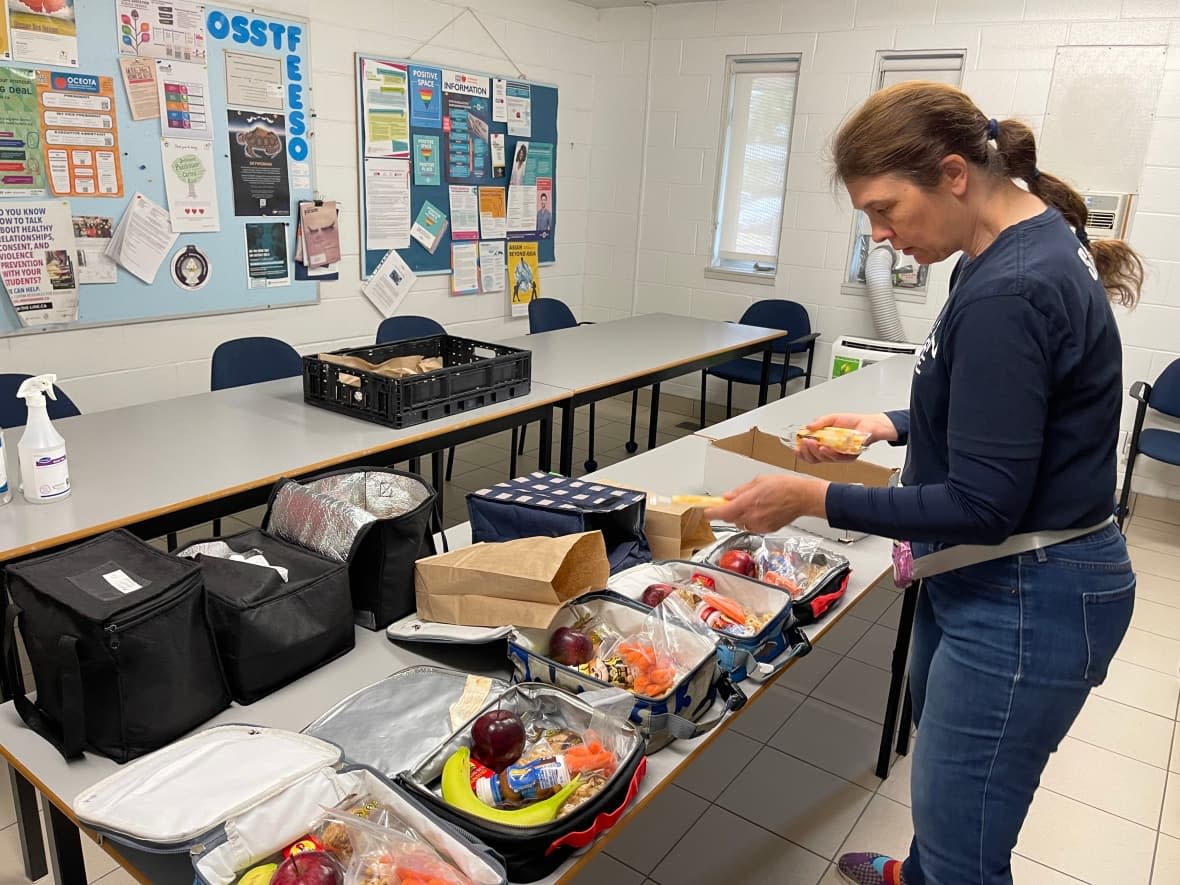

{"left": 431, "top": 499, "right": 450, "bottom": 554}
{"left": 3, "top": 604, "right": 86, "bottom": 760}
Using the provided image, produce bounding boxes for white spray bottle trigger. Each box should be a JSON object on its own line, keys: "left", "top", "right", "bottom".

{"left": 15, "top": 374, "right": 58, "bottom": 407}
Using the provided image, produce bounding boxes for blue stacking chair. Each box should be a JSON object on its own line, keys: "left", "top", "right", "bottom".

{"left": 522, "top": 298, "right": 644, "bottom": 473}
{"left": 1118, "top": 359, "right": 1180, "bottom": 529}
{"left": 210, "top": 336, "right": 303, "bottom": 391}
{"left": 0, "top": 373, "right": 81, "bottom": 428}
{"left": 699, "top": 299, "right": 819, "bottom": 427}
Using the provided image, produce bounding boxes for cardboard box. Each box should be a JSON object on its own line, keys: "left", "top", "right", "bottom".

{"left": 414, "top": 531, "right": 610, "bottom": 628}
{"left": 703, "top": 427, "right": 898, "bottom": 543}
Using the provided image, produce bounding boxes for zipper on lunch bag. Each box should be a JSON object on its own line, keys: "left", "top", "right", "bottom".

{"left": 103, "top": 583, "right": 194, "bottom": 649}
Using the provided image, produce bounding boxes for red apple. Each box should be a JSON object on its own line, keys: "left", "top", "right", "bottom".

{"left": 549, "top": 626, "right": 594, "bottom": 666}
{"left": 269, "top": 851, "right": 344, "bottom": 885}
{"left": 718, "top": 550, "right": 756, "bottom": 577}
{"left": 641, "top": 582, "right": 677, "bottom": 607}
{"left": 471, "top": 709, "right": 526, "bottom": 772}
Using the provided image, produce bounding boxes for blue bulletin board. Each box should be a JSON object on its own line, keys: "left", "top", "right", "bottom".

{"left": 0, "top": 2, "right": 318, "bottom": 336}
{"left": 355, "top": 54, "right": 558, "bottom": 278}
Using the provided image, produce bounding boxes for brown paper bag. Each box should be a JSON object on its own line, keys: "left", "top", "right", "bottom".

{"left": 645, "top": 500, "right": 717, "bottom": 561}
{"left": 414, "top": 532, "right": 610, "bottom": 628}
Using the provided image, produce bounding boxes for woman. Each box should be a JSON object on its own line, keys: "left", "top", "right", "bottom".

{"left": 707, "top": 82, "right": 1142, "bottom": 885}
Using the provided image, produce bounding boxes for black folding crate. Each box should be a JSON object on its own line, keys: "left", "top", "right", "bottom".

{"left": 303, "top": 334, "right": 532, "bottom": 428}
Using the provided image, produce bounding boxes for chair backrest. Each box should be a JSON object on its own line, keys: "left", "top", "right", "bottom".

{"left": 210, "top": 336, "right": 303, "bottom": 391}
{"left": 0, "top": 374, "right": 81, "bottom": 429}
{"left": 375, "top": 315, "right": 446, "bottom": 344}
{"left": 740, "top": 299, "right": 811, "bottom": 354}
{"left": 1151, "top": 359, "right": 1180, "bottom": 420}
{"left": 528, "top": 298, "right": 577, "bottom": 334}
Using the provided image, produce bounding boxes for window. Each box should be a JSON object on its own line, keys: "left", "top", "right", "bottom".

{"left": 709, "top": 54, "right": 801, "bottom": 282}
{"left": 844, "top": 50, "right": 966, "bottom": 299}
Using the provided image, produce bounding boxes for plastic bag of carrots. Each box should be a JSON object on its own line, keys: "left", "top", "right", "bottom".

{"left": 318, "top": 808, "right": 473, "bottom": 885}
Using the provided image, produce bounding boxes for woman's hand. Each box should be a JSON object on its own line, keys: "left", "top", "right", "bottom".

{"left": 703, "top": 474, "right": 829, "bottom": 534}
{"left": 797, "top": 412, "right": 899, "bottom": 464}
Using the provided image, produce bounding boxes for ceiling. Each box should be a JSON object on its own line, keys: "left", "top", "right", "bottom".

{"left": 574, "top": 0, "right": 702, "bottom": 7}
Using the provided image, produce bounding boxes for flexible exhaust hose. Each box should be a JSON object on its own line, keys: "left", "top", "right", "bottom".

{"left": 864, "top": 245, "right": 908, "bottom": 343}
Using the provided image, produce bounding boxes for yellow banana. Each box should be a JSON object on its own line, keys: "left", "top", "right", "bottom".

{"left": 441, "top": 747, "right": 581, "bottom": 827}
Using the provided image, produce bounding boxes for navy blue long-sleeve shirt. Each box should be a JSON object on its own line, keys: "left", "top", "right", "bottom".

{"left": 826, "top": 209, "right": 1123, "bottom": 545}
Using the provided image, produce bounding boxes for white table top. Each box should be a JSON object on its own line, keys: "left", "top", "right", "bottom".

{"left": 0, "top": 377, "right": 569, "bottom": 562}
{"left": 500, "top": 313, "right": 784, "bottom": 393}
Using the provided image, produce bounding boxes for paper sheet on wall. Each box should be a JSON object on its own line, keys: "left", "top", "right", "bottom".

{"left": 104, "top": 192, "right": 178, "bottom": 284}
{"left": 506, "top": 82, "right": 531, "bottom": 137}
{"left": 117, "top": 0, "right": 205, "bottom": 62}
{"left": 72, "top": 215, "right": 117, "bottom": 284}
{"left": 224, "top": 51, "right": 283, "bottom": 112}
{"left": 0, "top": 4, "right": 10, "bottom": 60}
{"left": 245, "top": 221, "right": 290, "bottom": 288}
{"left": 0, "top": 67, "right": 45, "bottom": 195}
{"left": 118, "top": 56, "right": 159, "bottom": 120}
{"left": 36, "top": 70, "right": 123, "bottom": 198}
{"left": 507, "top": 183, "right": 535, "bottom": 234}
{"left": 507, "top": 240, "right": 539, "bottom": 317}
{"left": 449, "top": 185, "right": 479, "bottom": 241}
{"left": 161, "top": 137, "right": 219, "bottom": 232}
{"left": 156, "top": 59, "right": 212, "bottom": 139}
{"left": 364, "top": 158, "right": 411, "bottom": 250}
{"left": 8, "top": 0, "right": 78, "bottom": 67}
{"left": 492, "top": 78, "right": 506, "bottom": 122}
{"left": 362, "top": 248, "right": 416, "bottom": 317}
{"left": 478, "top": 187, "right": 506, "bottom": 240}
{"left": 450, "top": 241, "right": 480, "bottom": 295}
{"left": 0, "top": 201, "right": 78, "bottom": 326}
{"left": 479, "top": 240, "right": 505, "bottom": 293}
{"left": 490, "top": 132, "right": 505, "bottom": 178}
{"left": 361, "top": 58, "right": 410, "bottom": 158}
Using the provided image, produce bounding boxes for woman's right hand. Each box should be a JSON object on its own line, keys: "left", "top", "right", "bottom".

{"left": 797, "top": 412, "right": 899, "bottom": 464}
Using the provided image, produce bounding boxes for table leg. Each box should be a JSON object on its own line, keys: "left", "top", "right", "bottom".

{"left": 41, "top": 794, "right": 85, "bottom": 885}
{"left": 758, "top": 347, "right": 772, "bottom": 407}
{"left": 876, "top": 582, "right": 919, "bottom": 778}
{"left": 558, "top": 402, "right": 575, "bottom": 477}
{"left": 896, "top": 677, "right": 914, "bottom": 756}
{"left": 538, "top": 409, "right": 553, "bottom": 473}
{"left": 431, "top": 450, "right": 445, "bottom": 514}
{"left": 10, "top": 766, "right": 46, "bottom": 881}
{"left": 647, "top": 383, "right": 661, "bottom": 450}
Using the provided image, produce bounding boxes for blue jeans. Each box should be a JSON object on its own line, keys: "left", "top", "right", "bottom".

{"left": 901, "top": 523, "right": 1135, "bottom": 885}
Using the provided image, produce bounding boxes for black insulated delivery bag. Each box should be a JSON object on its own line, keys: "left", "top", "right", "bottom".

{"left": 177, "top": 528, "right": 355, "bottom": 704}
{"left": 3, "top": 529, "right": 230, "bottom": 763}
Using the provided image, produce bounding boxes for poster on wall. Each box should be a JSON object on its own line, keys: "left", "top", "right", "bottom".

{"left": 506, "top": 82, "right": 531, "bottom": 137}
{"left": 224, "top": 51, "right": 283, "bottom": 112}
{"left": 412, "top": 134, "right": 439, "bottom": 186}
{"left": 245, "top": 221, "right": 290, "bottom": 288}
{"left": 535, "top": 178, "right": 552, "bottom": 240}
{"left": 448, "top": 185, "right": 478, "bottom": 241}
{"left": 72, "top": 215, "right": 116, "bottom": 284}
{"left": 443, "top": 73, "right": 491, "bottom": 185}
{"left": 118, "top": 56, "right": 159, "bottom": 120}
{"left": 0, "top": 200, "right": 79, "bottom": 326}
{"left": 0, "top": 2, "right": 11, "bottom": 59}
{"left": 161, "top": 137, "right": 219, "bottom": 232}
{"left": 450, "top": 241, "right": 479, "bottom": 296}
{"left": 361, "top": 58, "right": 409, "bottom": 158}
{"left": 227, "top": 110, "right": 290, "bottom": 216}
{"left": 156, "top": 59, "right": 212, "bottom": 139}
{"left": 409, "top": 65, "right": 441, "bottom": 128}
{"left": 479, "top": 240, "right": 504, "bottom": 293}
{"left": 8, "top": 0, "right": 78, "bottom": 67}
{"left": 478, "top": 187, "right": 505, "bottom": 240}
{"left": 0, "top": 67, "right": 45, "bottom": 196}
{"left": 35, "top": 70, "right": 123, "bottom": 198}
{"left": 507, "top": 240, "right": 539, "bottom": 317}
{"left": 507, "top": 142, "right": 553, "bottom": 236}
{"left": 116, "top": 0, "right": 205, "bottom": 62}
{"left": 363, "top": 157, "right": 410, "bottom": 250}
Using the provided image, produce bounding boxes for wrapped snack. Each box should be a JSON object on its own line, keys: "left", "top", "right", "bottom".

{"left": 320, "top": 809, "right": 472, "bottom": 885}
{"left": 790, "top": 425, "right": 870, "bottom": 455}
{"left": 317, "top": 794, "right": 413, "bottom": 867}
{"left": 705, "top": 533, "right": 851, "bottom": 602}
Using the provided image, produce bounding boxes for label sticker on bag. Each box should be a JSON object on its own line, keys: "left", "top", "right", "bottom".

{"left": 103, "top": 570, "right": 143, "bottom": 594}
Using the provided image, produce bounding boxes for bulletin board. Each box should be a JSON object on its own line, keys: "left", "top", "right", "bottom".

{"left": 0, "top": 2, "right": 319, "bottom": 336}
{"left": 355, "top": 53, "right": 558, "bottom": 278}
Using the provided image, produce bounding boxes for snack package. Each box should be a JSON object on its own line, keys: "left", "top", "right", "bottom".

{"left": 565, "top": 595, "right": 714, "bottom": 700}
{"left": 316, "top": 793, "right": 415, "bottom": 867}
{"left": 705, "top": 533, "right": 850, "bottom": 601}
{"left": 644, "top": 572, "right": 776, "bottom": 638}
{"left": 319, "top": 809, "right": 473, "bottom": 885}
{"left": 788, "top": 425, "right": 870, "bottom": 455}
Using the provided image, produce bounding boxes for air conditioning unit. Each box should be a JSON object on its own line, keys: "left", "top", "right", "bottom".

{"left": 831, "top": 335, "right": 921, "bottom": 378}
{"left": 1082, "top": 192, "right": 1133, "bottom": 241}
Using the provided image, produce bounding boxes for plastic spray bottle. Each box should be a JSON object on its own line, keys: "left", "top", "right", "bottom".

{"left": 16, "top": 374, "right": 70, "bottom": 504}
{"left": 0, "top": 427, "right": 11, "bottom": 506}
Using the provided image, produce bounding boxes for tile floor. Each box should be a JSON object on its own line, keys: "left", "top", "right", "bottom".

{"left": 3, "top": 393, "right": 1179, "bottom": 885}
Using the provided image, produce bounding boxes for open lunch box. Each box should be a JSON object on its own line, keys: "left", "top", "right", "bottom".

{"left": 697, "top": 531, "right": 853, "bottom": 625}
{"left": 508, "top": 591, "right": 746, "bottom": 753}
{"left": 608, "top": 560, "right": 812, "bottom": 682}
{"left": 73, "top": 667, "right": 644, "bottom": 884}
